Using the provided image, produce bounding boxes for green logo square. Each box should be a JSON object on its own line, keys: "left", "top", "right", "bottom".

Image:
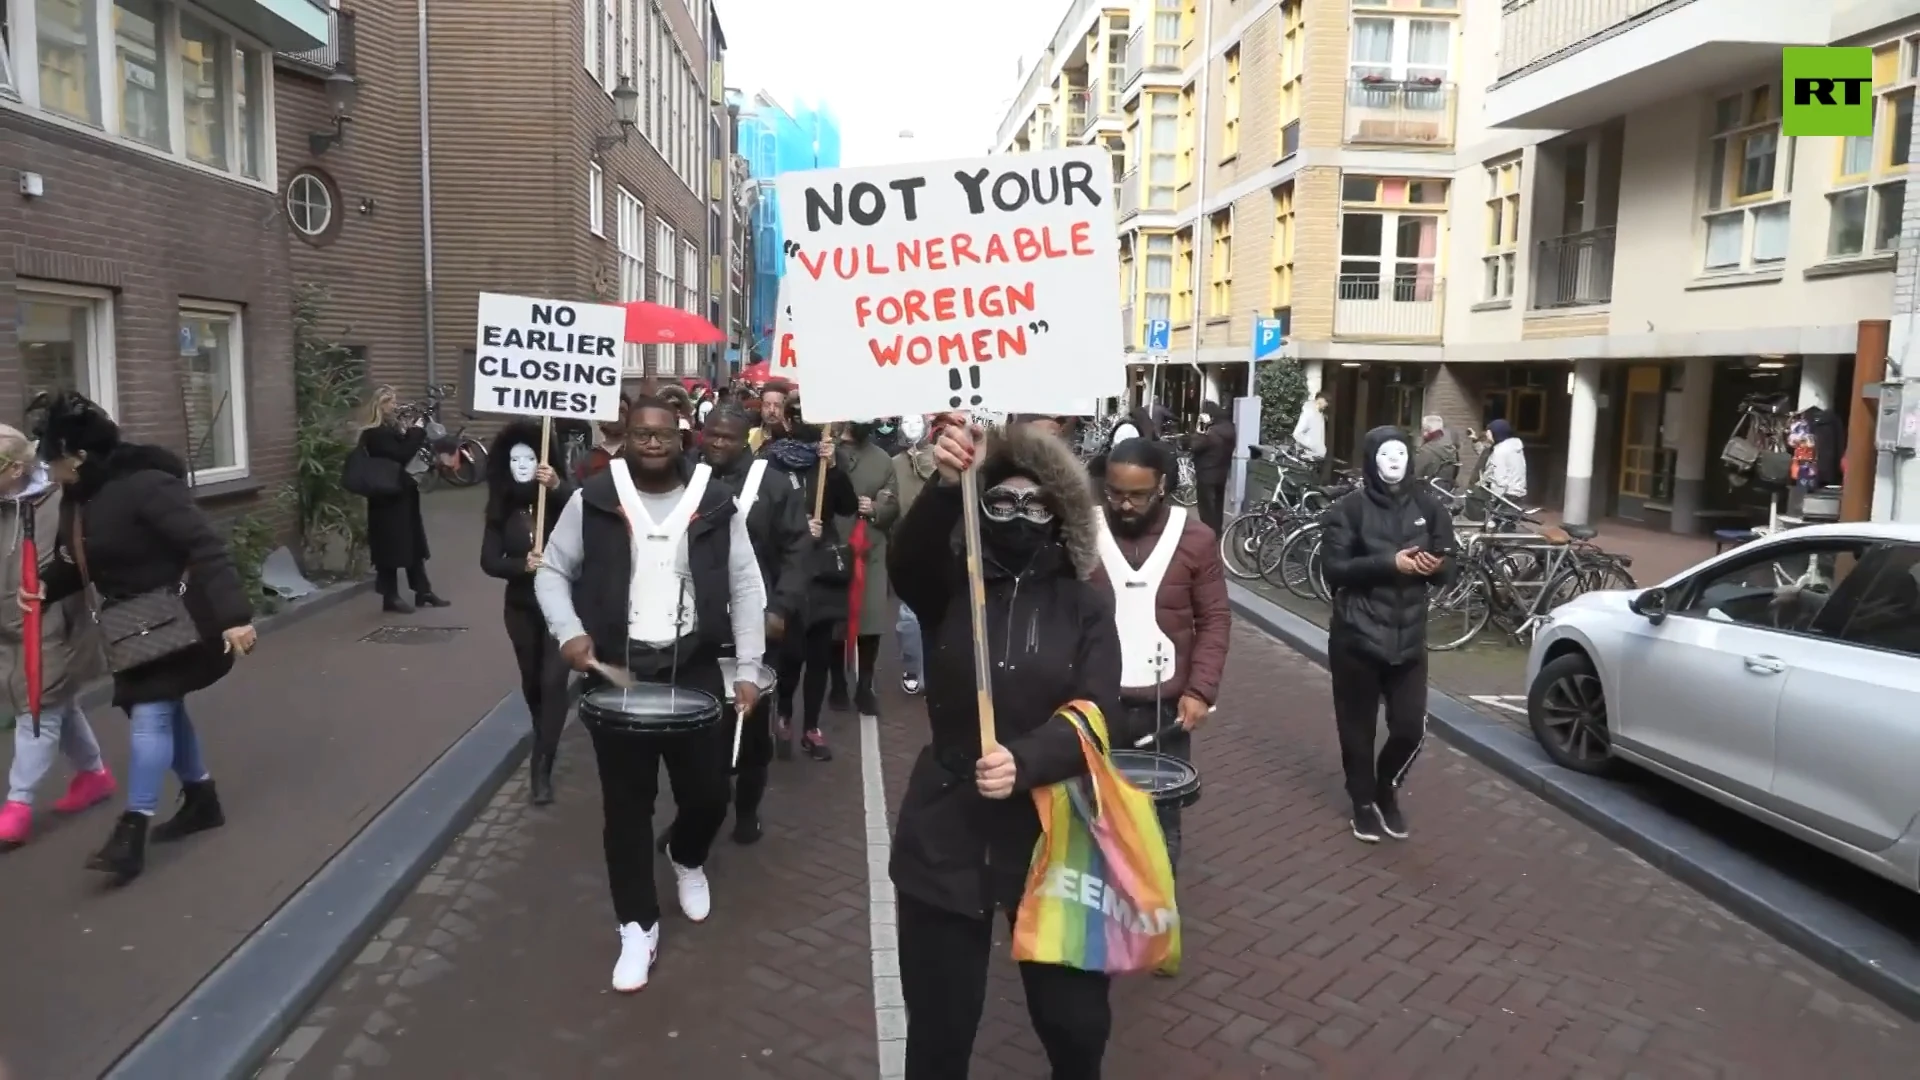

{"left": 1784, "top": 47, "right": 1874, "bottom": 136}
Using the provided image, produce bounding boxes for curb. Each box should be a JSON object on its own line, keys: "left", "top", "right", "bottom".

{"left": 104, "top": 692, "right": 533, "bottom": 1080}
{"left": 1227, "top": 581, "right": 1920, "bottom": 1021}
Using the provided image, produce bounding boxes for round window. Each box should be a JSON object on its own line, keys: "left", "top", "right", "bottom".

{"left": 286, "top": 171, "right": 336, "bottom": 239}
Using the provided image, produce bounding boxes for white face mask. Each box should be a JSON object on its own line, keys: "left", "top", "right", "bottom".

{"left": 899, "top": 416, "right": 926, "bottom": 443}
{"left": 508, "top": 444, "right": 539, "bottom": 484}
{"left": 1373, "top": 440, "right": 1410, "bottom": 485}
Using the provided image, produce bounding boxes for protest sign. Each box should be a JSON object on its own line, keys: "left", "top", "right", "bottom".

{"left": 473, "top": 293, "right": 625, "bottom": 423}
{"left": 772, "top": 277, "right": 800, "bottom": 376}
{"left": 774, "top": 148, "right": 1124, "bottom": 421}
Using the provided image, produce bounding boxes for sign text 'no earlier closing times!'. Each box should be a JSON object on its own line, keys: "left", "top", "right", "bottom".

{"left": 473, "top": 293, "right": 625, "bottom": 423}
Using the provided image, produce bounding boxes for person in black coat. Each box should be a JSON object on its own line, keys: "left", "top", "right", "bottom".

{"left": 356, "top": 386, "right": 450, "bottom": 614}
{"left": 888, "top": 415, "right": 1122, "bottom": 1080}
{"left": 1189, "top": 401, "right": 1236, "bottom": 533}
{"left": 1321, "top": 425, "right": 1456, "bottom": 845}
{"left": 480, "top": 420, "right": 572, "bottom": 805}
{"left": 29, "top": 392, "right": 257, "bottom": 885}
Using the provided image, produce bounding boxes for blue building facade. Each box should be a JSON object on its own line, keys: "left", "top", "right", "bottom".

{"left": 733, "top": 92, "right": 840, "bottom": 362}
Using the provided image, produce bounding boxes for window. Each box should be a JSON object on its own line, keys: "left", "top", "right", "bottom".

{"left": 1220, "top": 46, "right": 1240, "bottom": 159}
{"left": 1674, "top": 539, "right": 1870, "bottom": 634}
{"left": 1834, "top": 544, "right": 1920, "bottom": 658}
{"left": 1207, "top": 210, "right": 1231, "bottom": 317}
{"left": 1348, "top": 13, "right": 1451, "bottom": 85}
{"left": 234, "top": 46, "right": 261, "bottom": 179}
{"left": 1484, "top": 158, "right": 1521, "bottom": 300}
{"left": 1146, "top": 91, "right": 1178, "bottom": 209}
{"left": 1143, "top": 232, "right": 1173, "bottom": 328}
{"left": 1278, "top": 1, "right": 1304, "bottom": 157}
{"left": 1151, "top": 0, "right": 1179, "bottom": 67}
{"left": 645, "top": 3, "right": 659, "bottom": 142}
{"left": 1703, "top": 85, "right": 1791, "bottom": 272}
{"left": 17, "top": 284, "right": 116, "bottom": 417}
{"left": 681, "top": 238, "right": 699, "bottom": 371}
{"left": 617, "top": 188, "right": 645, "bottom": 371}
{"left": 177, "top": 15, "right": 229, "bottom": 168}
{"left": 1271, "top": 182, "right": 1295, "bottom": 309}
{"left": 1339, "top": 176, "right": 1444, "bottom": 302}
{"left": 1173, "top": 227, "right": 1193, "bottom": 323}
{"left": 1827, "top": 37, "right": 1917, "bottom": 260}
{"left": 588, "top": 161, "right": 604, "bottom": 235}
{"left": 286, "top": 169, "right": 335, "bottom": 240}
{"left": 1177, "top": 81, "right": 1195, "bottom": 185}
{"left": 617, "top": 0, "right": 632, "bottom": 78}
{"left": 113, "top": 0, "right": 167, "bottom": 148}
{"left": 583, "top": 0, "right": 597, "bottom": 74}
{"left": 656, "top": 221, "right": 677, "bottom": 372}
{"left": 602, "top": 0, "right": 616, "bottom": 88}
{"left": 38, "top": 0, "right": 101, "bottom": 123}
{"left": 179, "top": 305, "right": 249, "bottom": 483}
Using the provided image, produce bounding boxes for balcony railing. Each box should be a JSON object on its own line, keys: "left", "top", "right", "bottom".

{"left": 1498, "top": 0, "right": 1668, "bottom": 78}
{"left": 1344, "top": 79, "right": 1456, "bottom": 146}
{"left": 277, "top": 6, "right": 349, "bottom": 73}
{"left": 1531, "top": 227, "right": 1616, "bottom": 308}
{"left": 1067, "top": 90, "right": 1092, "bottom": 137}
{"left": 1118, "top": 168, "right": 1140, "bottom": 222}
{"left": 1334, "top": 275, "right": 1443, "bottom": 340}
{"left": 1043, "top": 123, "right": 1061, "bottom": 149}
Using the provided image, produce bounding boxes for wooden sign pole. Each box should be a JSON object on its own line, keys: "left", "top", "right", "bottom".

{"left": 532, "top": 415, "right": 553, "bottom": 555}
{"left": 956, "top": 424, "right": 998, "bottom": 751}
{"left": 812, "top": 423, "right": 836, "bottom": 521}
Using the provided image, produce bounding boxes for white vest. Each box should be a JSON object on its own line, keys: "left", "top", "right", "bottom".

{"left": 734, "top": 459, "right": 769, "bottom": 519}
{"left": 1095, "top": 507, "right": 1186, "bottom": 690}
{"left": 608, "top": 460, "right": 712, "bottom": 646}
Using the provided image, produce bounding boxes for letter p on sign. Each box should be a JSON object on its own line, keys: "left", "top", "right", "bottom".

{"left": 1784, "top": 47, "right": 1874, "bottom": 137}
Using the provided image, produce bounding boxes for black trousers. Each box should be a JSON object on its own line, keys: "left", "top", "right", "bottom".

{"left": 776, "top": 621, "right": 840, "bottom": 731}
{"left": 1328, "top": 646, "right": 1429, "bottom": 807}
{"left": 1114, "top": 698, "right": 1189, "bottom": 871}
{"left": 502, "top": 602, "right": 568, "bottom": 761}
{"left": 898, "top": 894, "right": 1111, "bottom": 1080}
{"left": 586, "top": 653, "right": 731, "bottom": 928}
{"left": 375, "top": 562, "right": 432, "bottom": 598}
{"left": 731, "top": 693, "right": 774, "bottom": 818}
{"left": 851, "top": 633, "right": 880, "bottom": 698}
{"left": 1195, "top": 480, "right": 1226, "bottom": 535}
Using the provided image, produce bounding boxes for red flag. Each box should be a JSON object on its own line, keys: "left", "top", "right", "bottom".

{"left": 846, "top": 518, "right": 870, "bottom": 674}
{"left": 19, "top": 507, "right": 42, "bottom": 737}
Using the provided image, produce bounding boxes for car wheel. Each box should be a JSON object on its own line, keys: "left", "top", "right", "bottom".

{"left": 1527, "top": 651, "right": 1618, "bottom": 775}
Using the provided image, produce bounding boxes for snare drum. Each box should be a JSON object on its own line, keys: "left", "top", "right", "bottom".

{"left": 1111, "top": 750, "right": 1202, "bottom": 810}
{"left": 576, "top": 682, "right": 724, "bottom": 739}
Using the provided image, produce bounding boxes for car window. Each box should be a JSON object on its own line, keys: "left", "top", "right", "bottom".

{"left": 1832, "top": 543, "right": 1920, "bottom": 658}
{"left": 1675, "top": 538, "right": 1871, "bottom": 634}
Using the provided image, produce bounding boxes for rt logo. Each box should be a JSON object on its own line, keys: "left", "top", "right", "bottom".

{"left": 1783, "top": 47, "right": 1874, "bottom": 137}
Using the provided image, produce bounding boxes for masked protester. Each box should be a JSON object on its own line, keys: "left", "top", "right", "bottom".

{"left": 889, "top": 415, "right": 934, "bottom": 695}
{"left": 888, "top": 414, "right": 1121, "bottom": 1080}
{"left": 480, "top": 422, "right": 572, "bottom": 805}
{"left": 1090, "top": 437, "right": 1230, "bottom": 875}
{"left": 836, "top": 420, "right": 900, "bottom": 715}
{"left": 1188, "top": 402, "right": 1235, "bottom": 534}
{"left": 532, "top": 397, "right": 768, "bottom": 992}
{"left": 1321, "top": 426, "right": 1454, "bottom": 844}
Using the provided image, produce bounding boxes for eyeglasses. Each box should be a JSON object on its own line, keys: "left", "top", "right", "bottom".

{"left": 981, "top": 485, "right": 1055, "bottom": 525}
{"left": 628, "top": 428, "right": 679, "bottom": 447}
{"left": 1104, "top": 485, "right": 1160, "bottom": 509}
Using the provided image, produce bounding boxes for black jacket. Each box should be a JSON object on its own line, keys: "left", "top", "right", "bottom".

{"left": 1322, "top": 426, "right": 1457, "bottom": 667}
{"left": 887, "top": 426, "right": 1121, "bottom": 920}
{"left": 1191, "top": 405, "right": 1236, "bottom": 484}
{"left": 711, "top": 454, "right": 811, "bottom": 627}
{"left": 358, "top": 423, "right": 429, "bottom": 570}
{"left": 759, "top": 444, "right": 856, "bottom": 629}
{"left": 42, "top": 444, "right": 253, "bottom": 707}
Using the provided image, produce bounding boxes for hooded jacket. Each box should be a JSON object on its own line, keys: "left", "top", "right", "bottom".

{"left": 1190, "top": 402, "right": 1236, "bottom": 484}
{"left": 0, "top": 465, "right": 104, "bottom": 715}
{"left": 887, "top": 425, "right": 1121, "bottom": 919}
{"left": 708, "top": 444, "right": 811, "bottom": 628}
{"left": 479, "top": 422, "right": 574, "bottom": 611}
{"left": 1322, "top": 426, "right": 1456, "bottom": 667}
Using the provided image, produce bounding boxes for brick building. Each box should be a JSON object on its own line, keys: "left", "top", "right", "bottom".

{"left": 2, "top": 0, "right": 329, "bottom": 513}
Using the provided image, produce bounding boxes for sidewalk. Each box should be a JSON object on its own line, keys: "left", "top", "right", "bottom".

{"left": 273, "top": 621, "right": 1919, "bottom": 1078}
{"left": 0, "top": 490, "right": 515, "bottom": 1080}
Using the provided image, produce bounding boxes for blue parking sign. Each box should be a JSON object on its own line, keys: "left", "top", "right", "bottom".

{"left": 1144, "top": 319, "right": 1171, "bottom": 353}
{"left": 1252, "top": 317, "right": 1285, "bottom": 361}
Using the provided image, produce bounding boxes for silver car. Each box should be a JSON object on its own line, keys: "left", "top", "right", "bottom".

{"left": 1523, "top": 523, "right": 1920, "bottom": 891}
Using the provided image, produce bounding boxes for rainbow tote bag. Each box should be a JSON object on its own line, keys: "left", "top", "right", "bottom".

{"left": 1011, "top": 701, "right": 1181, "bottom": 976}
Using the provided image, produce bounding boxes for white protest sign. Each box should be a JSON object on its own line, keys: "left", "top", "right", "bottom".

{"left": 771, "top": 276, "right": 801, "bottom": 377}
{"left": 474, "top": 293, "right": 626, "bottom": 422}
{"left": 774, "top": 148, "right": 1123, "bottom": 421}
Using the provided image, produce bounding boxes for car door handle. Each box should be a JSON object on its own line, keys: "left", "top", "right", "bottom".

{"left": 1742, "top": 654, "right": 1786, "bottom": 675}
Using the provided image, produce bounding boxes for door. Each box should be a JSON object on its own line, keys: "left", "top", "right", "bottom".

{"left": 1771, "top": 543, "right": 1920, "bottom": 852}
{"left": 1613, "top": 536, "right": 1869, "bottom": 801}
{"left": 1615, "top": 365, "right": 1663, "bottom": 520}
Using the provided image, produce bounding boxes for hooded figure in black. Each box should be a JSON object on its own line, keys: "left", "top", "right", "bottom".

{"left": 888, "top": 417, "right": 1121, "bottom": 1080}
{"left": 1321, "top": 425, "right": 1455, "bottom": 845}
{"left": 480, "top": 420, "right": 573, "bottom": 805}
{"left": 1188, "top": 401, "right": 1236, "bottom": 533}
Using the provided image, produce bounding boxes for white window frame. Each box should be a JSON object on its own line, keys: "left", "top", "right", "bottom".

{"left": 3, "top": 0, "right": 277, "bottom": 188}
{"left": 647, "top": 7, "right": 661, "bottom": 145}
{"left": 177, "top": 299, "right": 249, "bottom": 486}
{"left": 601, "top": 0, "right": 615, "bottom": 90}
{"left": 1826, "top": 34, "right": 1917, "bottom": 261}
{"left": 680, "top": 237, "right": 698, "bottom": 371}
{"left": 1483, "top": 157, "right": 1521, "bottom": 301}
{"left": 1347, "top": 13, "right": 1452, "bottom": 84}
{"left": 655, "top": 220, "right": 677, "bottom": 372}
{"left": 588, "top": 159, "right": 604, "bottom": 235}
{"left": 582, "top": 0, "right": 596, "bottom": 74}
{"left": 1142, "top": 232, "right": 1174, "bottom": 326}
{"left": 1700, "top": 83, "right": 1792, "bottom": 274}
{"left": 616, "top": 187, "right": 645, "bottom": 372}
{"left": 1338, "top": 206, "right": 1443, "bottom": 301}
{"left": 16, "top": 280, "right": 118, "bottom": 418}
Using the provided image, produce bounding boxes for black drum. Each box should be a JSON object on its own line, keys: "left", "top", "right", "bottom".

{"left": 577, "top": 682, "right": 724, "bottom": 738}
{"left": 720, "top": 659, "right": 778, "bottom": 774}
{"left": 1112, "top": 750, "right": 1202, "bottom": 810}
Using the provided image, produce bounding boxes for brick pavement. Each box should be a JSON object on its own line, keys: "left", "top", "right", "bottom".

{"left": 273, "top": 620, "right": 1919, "bottom": 1079}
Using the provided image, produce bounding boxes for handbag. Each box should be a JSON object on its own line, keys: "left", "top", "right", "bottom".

{"left": 342, "top": 444, "right": 405, "bottom": 498}
{"left": 1012, "top": 701, "right": 1182, "bottom": 976}
{"left": 814, "top": 523, "right": 853, "bottom": 587}
{"left": 73, "top": 512, "right": 202, "bottom": 674}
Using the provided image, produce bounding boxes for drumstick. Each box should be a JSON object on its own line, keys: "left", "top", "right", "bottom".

{"left": 731, "top": 704, "right": 745, "bottom": 767}
{"left": 590, "top": 660, "right": 638, "bottom": 688}
{"left": 1133, "top": 719, "right": 1185, "bottom": 748}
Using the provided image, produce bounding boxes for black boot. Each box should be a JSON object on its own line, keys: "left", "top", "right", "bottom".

{"left": 415, "top": 592, "right": 451, "bottom": 609}
{"left": 86, "top": 812, "right": 148, "bottom": 884}
{"left": 529, "top": 750, "right": 555, "bottom": 806}
{"left": 151, "top": 779, "right": 225, "bottom": 842}
{"left": 382, "top": 594, "right": 415, "bottom": 615}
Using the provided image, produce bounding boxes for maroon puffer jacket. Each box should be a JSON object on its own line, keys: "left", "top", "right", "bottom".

{"left": 1089, "top": 506, "right": 1232, "bottom": 705}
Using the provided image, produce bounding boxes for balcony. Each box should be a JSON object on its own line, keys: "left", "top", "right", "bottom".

{"left": 276, "top": 7, "right": 349, "bottom": 73}
{"left": 1531, "top": 227, "right": 1615, "bottom": 309}
{"left": 1343, "top": 79, "right": 1456, "bottom": 147}
{"left": 1486, "top": 0, "right": 1831, "bottom": 130}
{"left": 1067, "top": 90, "right": 1092, "bottom": 138}
{"left": 1334, "top": 276, "right": 1442, "bottom": 341}
{"left": 1118, "top": 168, "right": 1140, "bottom": 222}
{"left": 994, "top": 0, "right": 1105, "bottom": 150}
{"left": 209, "top": 0, "right": 330, "bottom": 52}
{"left": 1122, "top": 25, "right": 1180, "bottom": 92}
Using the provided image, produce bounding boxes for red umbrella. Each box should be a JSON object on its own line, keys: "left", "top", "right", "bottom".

{"left": 740, "top": 361, "right": 772, "bottom": 385}
{"left": 846, "top": 519, "right": 870, "bottom": 678}
{"left": 621, "top": 301, "right": 726, "bottom": 346}
{"left": 19, "top": 508, "right": 41, "bottom": 737}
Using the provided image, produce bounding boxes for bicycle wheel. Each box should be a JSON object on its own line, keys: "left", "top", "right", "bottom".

{"left": 1426, "top": 565, "right": 1493, "bottom": 651}
{"left": 448, "top": 436, "right": 488, "bottom": 486}
{"left": 1279, "top": 523, "right": 1324, "bottom": 601}
{"left": 1582, "top": 558, "right": 1637, "bottom": 592}
{"left": 1254, "top": 522, "right": 1297, "bottom": 588}
{"left": 1307, "top": 536, "right": 1332, "bottom": 602}
{"left": 1219, "top": 512, "right": 1274, "bottom": 580}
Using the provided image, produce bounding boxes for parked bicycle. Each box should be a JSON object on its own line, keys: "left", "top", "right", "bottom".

{"left": 397, "top": 384, "right": 487, "bottom": 490}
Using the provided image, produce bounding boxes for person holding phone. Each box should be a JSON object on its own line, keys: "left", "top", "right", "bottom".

{"left": 1320, "top": 426, "right": 1454, "bottom": 845}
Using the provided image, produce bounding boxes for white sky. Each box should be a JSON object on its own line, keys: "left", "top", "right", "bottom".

{"left": 716, "top": 0, "right": 1062, "bottom": 166}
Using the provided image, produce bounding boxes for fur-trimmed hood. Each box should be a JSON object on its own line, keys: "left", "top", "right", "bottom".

{"left": 977, "top": 423, "right": 1099, "bottom": 579}
{"left": 485, "top": 420, "right": 560, "bottom": 492}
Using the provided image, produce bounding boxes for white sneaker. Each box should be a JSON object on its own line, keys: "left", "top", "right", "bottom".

{"left": 612, "top": 922, "right": 658, "bottom": 992}
{"left": 673, "top": 861, "right": 712, "bottom": 922}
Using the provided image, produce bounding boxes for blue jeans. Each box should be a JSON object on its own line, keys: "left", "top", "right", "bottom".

{"left": 127, "top": 700, "right": 209, "bottom": 815}
{"left": 895, "top": 603, "right": 923, "bottom": 680}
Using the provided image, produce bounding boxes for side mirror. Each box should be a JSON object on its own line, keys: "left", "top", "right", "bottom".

{"left": 1628, "top": 587, "right": 1668, "bottom": 624}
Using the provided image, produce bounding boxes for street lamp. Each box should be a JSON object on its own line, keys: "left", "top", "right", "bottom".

{"left": 308, "top": 63, "right": 360, "bottom": 155}
{"left": 594, "top": 77, "right": 641, "bottom": 157}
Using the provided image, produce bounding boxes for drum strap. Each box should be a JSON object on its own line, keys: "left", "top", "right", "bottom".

{"left": 609, "top": 460, "right": 711, "bottom": 645}
{"left": 1096, "top": 508, "right": 1186, "bottom": 690}
{"left": 735, "top": 459, "right": 769, "bottom": 520}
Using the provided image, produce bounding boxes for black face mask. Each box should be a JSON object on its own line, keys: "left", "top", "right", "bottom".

{"left": 982, "top": 517, "right": 1054, "bottom": 569}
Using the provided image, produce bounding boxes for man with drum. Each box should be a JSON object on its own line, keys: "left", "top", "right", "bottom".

{"left": 1089, "top": 437, "right": 1231, "bottom": 873}
{"left": 534, "top": 396, "right": 769, "bottom": 993}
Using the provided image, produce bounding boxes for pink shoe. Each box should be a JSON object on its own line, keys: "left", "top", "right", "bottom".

{"left": 0, "top": 801, "right": 30, "bottom": 850}
{"left": 53, "top": 768, "right": 117, "bottom": 814}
